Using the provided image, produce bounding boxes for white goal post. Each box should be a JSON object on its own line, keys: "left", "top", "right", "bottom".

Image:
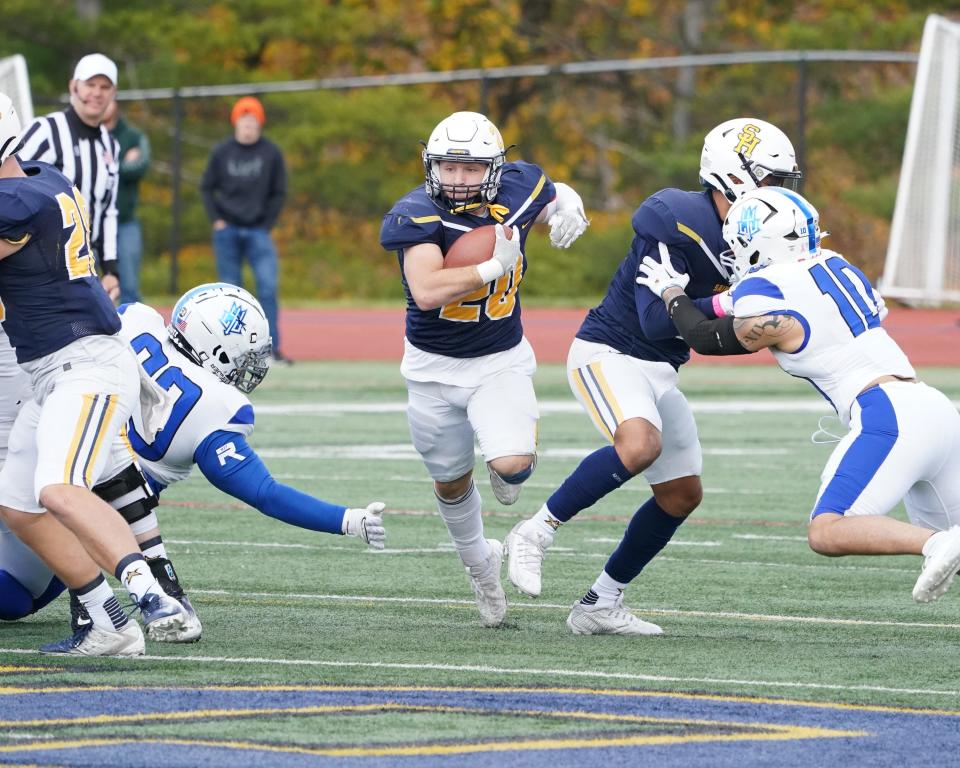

{"left": 882, "top": 14, "right": 960, "bottom": 306}
{"left": 0, "top": 54, "right": 33, "bottom": 123}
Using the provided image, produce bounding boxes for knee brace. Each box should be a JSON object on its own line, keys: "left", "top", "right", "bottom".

{"left": 491, "top": 455, "right": 537, "bottom": 486}
{"left": 93, "top": 462, "right": 158, "bottom": 525}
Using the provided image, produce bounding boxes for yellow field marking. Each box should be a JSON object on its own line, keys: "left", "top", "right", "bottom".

{"left": 0, "top": 701, "right": 863, "bottom": 732}
{"left": 0, "top": 704, "right": 866, "bottom": 759}
{"left": 0, "top": 666, "right": 54, "bottom": 674}
{"left": 0, "top": 682, "right": 956, "bottom": 718}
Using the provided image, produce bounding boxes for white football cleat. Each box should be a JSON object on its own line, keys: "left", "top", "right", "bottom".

{"left": 40, "top": 621, "right": 145, "bottom": 656}
{"left": 465, "top": 539, "right": 507, "bottom": 627}
{"left": 505, "top": 520, "right": 553, "bottom": 597}
{"left": 913, "top": 526, "right": 960, "bottom": 603}
{"left": 488, "top": 467, "right": 523, "bottom": 506}
{"left": 566, "top": 597, "right": 663, "bottom": 636}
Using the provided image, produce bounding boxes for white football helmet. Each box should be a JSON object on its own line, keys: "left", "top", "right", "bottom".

{"left": 168, "top": 283, "right": 272, "bottom": 393}
{"left": 700, "top": 118, "right": 802, "bottom": 203}
{"left": 0, "top": 92, "right": 23, "bottom": 163}
{"left": 423, "top": 111, "right": 506, "bottom": 212}
{"left": 721, "top": 188, "right": 822, "bottom": 283}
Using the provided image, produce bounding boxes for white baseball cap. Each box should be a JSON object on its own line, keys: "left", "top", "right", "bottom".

{"left": 72, "top": 53, "right": 118, "bottom": 85}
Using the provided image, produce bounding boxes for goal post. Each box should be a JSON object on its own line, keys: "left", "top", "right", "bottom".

{"left": 882, "top": 14, "right": 960, "bottom": 306}
{"left": 0, "top": 54, "right": 33, "bottom": 123}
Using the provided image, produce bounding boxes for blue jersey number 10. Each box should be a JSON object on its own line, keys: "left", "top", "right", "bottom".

{"left": 808, "top": 256, "right": 881, "bottom": 337}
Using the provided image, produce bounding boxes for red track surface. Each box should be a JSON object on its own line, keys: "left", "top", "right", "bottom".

{"left": 278, "top": 307, "right": 960, "bottom": 366}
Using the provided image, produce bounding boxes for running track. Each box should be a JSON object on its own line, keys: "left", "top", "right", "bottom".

{"left": 274, "top": 307, "right": 960, "bottom": 366}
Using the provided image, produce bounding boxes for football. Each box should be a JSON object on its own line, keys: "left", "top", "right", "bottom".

{"left": 443, "top": 224, "right": 513, "bottom": 268}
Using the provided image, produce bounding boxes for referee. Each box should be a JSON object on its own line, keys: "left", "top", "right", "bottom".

{"left": 18, "top": 53, "right": 121, "bottom": 301}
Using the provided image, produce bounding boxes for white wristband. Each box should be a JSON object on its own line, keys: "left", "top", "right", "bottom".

{"left": 476, "top": 259, "right": 503, "bottom": 284}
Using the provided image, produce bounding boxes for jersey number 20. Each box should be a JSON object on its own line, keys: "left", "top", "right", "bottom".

{"left": 56, "top": 190, "right": 96, "bottom": 280}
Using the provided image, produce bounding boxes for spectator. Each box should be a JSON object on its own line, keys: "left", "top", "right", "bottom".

{"left": 200, "top": 96, "right": 289, "bottom": 362}
{"left": 103, "top": 101, "right": 150, "bottom": 304}
{"left": 18, "top": 53, "right": 121, "bottom": 301}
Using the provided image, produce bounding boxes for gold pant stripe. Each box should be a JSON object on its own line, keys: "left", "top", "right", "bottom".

{"left": 64, "top": 394, "right": 98, "bottom": 485}
{"left": 81, "top": 395, "right": 118, "bottom": 487}
{"left": 587, "top": 362, "right": 625, "bottom": 425}
{"left": 573, "top": 368, "right": 614, "bottom": 443}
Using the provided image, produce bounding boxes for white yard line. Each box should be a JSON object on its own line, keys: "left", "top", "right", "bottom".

{"left": 254, "top": 444, "right": 789, "bottom": 460}
{"left": 0, "top": 647, "right": 955, "bottom": 698}
{"left": 171, "top": 587, "right": 960, "bottom": 630}
{"left": 255, "top": 399, "right": 840, "bottom": 415}
{"left": 163, "top": 538, "right": 917, "bottom": 574}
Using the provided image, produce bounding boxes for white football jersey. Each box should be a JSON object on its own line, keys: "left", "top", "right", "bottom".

{"left": 0, "top": 327, "right": 30, "bottom": 430}
{"left": 731, "top": 250, "right": 914, "bottom": 425}
{"left": 118, "top": 303, "right": 255, "bottom": 486}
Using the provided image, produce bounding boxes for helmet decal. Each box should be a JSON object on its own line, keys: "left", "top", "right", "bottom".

{"left": 219, "top": 301, "right": 248, "bottom": 336}
{"left": 737, "top": 203, "right": 762, "bottom": 244}
{"left": 733, "top": 123, "right": 762, "bottom": 159}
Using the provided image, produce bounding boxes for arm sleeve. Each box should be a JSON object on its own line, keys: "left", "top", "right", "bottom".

{"left": 200, "top": 146, "right": 222, "bottom": 222}
{"left": 194, "top": 430, "right": 347, "bottom": 535}
{"left": 666, "top": 294, "right": 750, "bottom": 356}
{"left": 263, "top": 146, "right": 287, "bottom": 230}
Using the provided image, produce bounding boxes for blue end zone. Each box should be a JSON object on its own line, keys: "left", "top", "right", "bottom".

{"left": 0, "top": 683, "right": 956, "bottom": 768}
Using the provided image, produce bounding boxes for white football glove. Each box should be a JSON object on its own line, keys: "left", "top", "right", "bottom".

{"left": 636, "top": 242, "right": 690, "bottom": 297}
{"left": 876, "top": 291, "right": 889, "bottom": 322}
{"left": 548, "top": 209, "right": 589, "bottom": 249}
{"left": 342, "top": 502, "right": 386, "bottom": 550}
{"left": 477, "top": 224, "right": 521, "bottom": 283}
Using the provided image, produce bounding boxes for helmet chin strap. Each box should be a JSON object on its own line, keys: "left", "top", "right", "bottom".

{"left": 738, "top": 151, "right": 764, "bottom": 188}
{"left": 448, "top": 201, "right": 510, "bottom": 222}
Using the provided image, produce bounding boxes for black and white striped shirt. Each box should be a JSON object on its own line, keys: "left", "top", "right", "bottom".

{"left": 17, "top": 106, "right": 120, "bottom": 269}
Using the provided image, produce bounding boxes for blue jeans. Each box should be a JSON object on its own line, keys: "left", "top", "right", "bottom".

{"left": 117, "top": 219, "right": 143, "bottom": 304}
{"left": 212, "top": 224, "right": 281, "bottom": 353}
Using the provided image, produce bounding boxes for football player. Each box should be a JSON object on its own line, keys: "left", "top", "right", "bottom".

{"left": 504, "top": 118, "right": 803, "bottom": 635}
{"left": 0, "top": 92, "right": 190, "bottom": 656}
{"left": 379, "top": 111, "right": 589, "bottom": 627}
{"left": 637, "top": 187, "right": 960, "bottom": 602}
{"left": 0, "top": 283, "right": 388, "bottom": 639}
{"left": 0, "top": 327, "right": 173, "bottom": 637}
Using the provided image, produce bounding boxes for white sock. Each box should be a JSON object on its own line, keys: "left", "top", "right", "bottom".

{"left": 76, "top": 577, "right": 128, "bottom": 631}
{"left": 118, "top": 557, "right": 165, "bottom": 604}
{"left": 436, "top": 482, "right": 489, "bottom": 567}
{"left": 526, "top": 503, "right": 562, "bottom": 538}
{"left": 591, "top": 570, "right": 628, "bottom": 607}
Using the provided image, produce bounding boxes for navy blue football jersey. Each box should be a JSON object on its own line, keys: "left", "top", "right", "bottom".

{"left": 0, "top": 161, "right": 119, "bottom": 363}
{"left": 380, "top": 161, "right": 555, "bottom": 358}
{"left": 577, "top": 188, "right": 730, "bottom": 368}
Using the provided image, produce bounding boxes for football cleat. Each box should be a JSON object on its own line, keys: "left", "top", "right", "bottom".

{"left": 40, "top": 621, "right": 145, "bottom": 656}
{"left": 69, "top": 592, "right": 93, "bottom": 634}
{"left": 566, "top": 597, "right": 664, "bottom": 636}
{"left": 504, "top": 520, "right": 553, "bottom": 597}
{"left": 465, "top": 539, "right": 507, "bottom": 627}
{"left": 139, "top": 591, "right": 192, "bottom": 642}
{"left": 913, "top": 526, "right": 960, "bottom": 603}
{"left": 147, "top": 556, "right": 202, "bottom": 642}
